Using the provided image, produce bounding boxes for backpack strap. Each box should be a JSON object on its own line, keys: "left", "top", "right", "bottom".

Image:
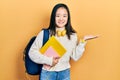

{"left": 42, "top": 29, "right": 49, "bottom": 45}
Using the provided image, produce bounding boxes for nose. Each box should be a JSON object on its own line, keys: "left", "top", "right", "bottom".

{"left": 59, "top": 17, "right": 63, "bottom": 20}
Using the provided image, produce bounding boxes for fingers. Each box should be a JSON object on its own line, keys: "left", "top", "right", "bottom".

{"left": 54, "top": 57, "right": 60, "bottom": 59}
{"left": 84, "top": 35, "right": 99, "bottom": 41}
{"left": 86, "top": 36, "right": 98, "bottom": 40}
{"left": 52, "top": 57, "right": 60, "bottom": 66}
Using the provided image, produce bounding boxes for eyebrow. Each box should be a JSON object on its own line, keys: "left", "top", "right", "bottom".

{"left": 56, "top": 14, "right": 68, "bottom": 15}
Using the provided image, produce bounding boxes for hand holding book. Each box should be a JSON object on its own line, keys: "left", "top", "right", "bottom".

{"left": 52, "top": 57, "right": 60, "bottom": 66}
{"left": 42, "top": 46, "right": 60, "bottom": 69}
{"left": 43, "top": 57, "right": 60, "bottom": 70}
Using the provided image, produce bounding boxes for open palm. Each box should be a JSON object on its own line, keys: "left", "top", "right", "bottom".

{"left": 83, "top": 35, "right": 99, "bottom": 41}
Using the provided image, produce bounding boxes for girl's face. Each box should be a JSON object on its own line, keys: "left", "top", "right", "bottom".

{"left": 55, "top": 7, "right": 68, "bottom": 28}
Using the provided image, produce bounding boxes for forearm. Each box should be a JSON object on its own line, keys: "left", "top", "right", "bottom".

{"left": 71, "top": 42, "right": 87, "bottom": 61}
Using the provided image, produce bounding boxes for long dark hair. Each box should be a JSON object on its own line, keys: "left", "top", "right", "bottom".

{"left": 47, "top": 3, "right": 76, "bottom": 39}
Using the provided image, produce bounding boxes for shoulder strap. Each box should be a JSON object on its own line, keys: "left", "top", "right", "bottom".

{"left": 42, "top": 29, "right": 49, "bottom": 46}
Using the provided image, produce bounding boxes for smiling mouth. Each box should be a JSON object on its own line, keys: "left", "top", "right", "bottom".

{"left": 58, "top": 21, "right": 65, "bottom": 24}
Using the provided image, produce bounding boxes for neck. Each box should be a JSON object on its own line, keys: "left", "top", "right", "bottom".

{"left": 56, "top": 27, "right": 65, "bottom": 31}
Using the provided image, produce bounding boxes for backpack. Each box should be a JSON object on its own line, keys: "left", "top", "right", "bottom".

{"left": 23, "top": 29, "right": 49, "bottom": 75}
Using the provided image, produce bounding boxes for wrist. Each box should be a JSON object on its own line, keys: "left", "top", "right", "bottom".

{"left": 80, "top": 39, "right": 86, "bottom": 43}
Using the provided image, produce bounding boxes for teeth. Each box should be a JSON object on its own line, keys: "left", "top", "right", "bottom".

{"left": 58, "top": 22, "right": 64, "bottom": 24}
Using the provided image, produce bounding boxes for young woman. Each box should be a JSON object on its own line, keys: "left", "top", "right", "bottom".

{"left": 29, "top": 3, "right": 98, "bottom": 80}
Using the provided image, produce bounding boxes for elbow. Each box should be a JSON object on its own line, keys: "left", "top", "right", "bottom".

{"left": 28, "top": 48, "right": 38, "bottom": 63}
{"left": 73, "top": 58, "right": 79, "bottom": 61}
{"left": 73, "top": 55, "right": 82, "bottom": 61}
{"left": 28, "top": 49, "right": 34, "bottom": 61}
{"left": 72, "top": 50, "right": 85, "bottom": 61}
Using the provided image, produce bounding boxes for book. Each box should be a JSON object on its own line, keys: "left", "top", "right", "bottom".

{"left": 44, "top": 46, "right": 60, "bottom": 57}
{"left": 40, "top": 36, "right": 66, "bottom": 57}
{"left": 40, "top": 36, "right": 66, "bottom": 70}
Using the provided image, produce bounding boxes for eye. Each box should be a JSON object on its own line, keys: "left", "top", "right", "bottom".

{"left": 56, "top": 15, "right": 60, "bottom": 17}
{"left": 63, "top": 15, "right": 67, "bottom": 17}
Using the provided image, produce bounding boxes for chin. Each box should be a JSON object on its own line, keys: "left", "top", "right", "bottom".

{"left": 57, "top": 25, "right": 65, "bottom": 28}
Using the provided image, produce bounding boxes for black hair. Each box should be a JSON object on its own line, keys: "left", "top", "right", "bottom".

{"left": 47, "top": 3, "right": 76, "bottom": 39}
